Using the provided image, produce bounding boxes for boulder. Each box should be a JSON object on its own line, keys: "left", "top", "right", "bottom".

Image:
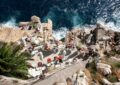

{"left": 102, "top": 78, "right": 112, "bottom": 85}
{"left": 28, "top": 67, "right": 42, "bottom": 78}
{"left": 19, "top": 22, "right": 30, "bottom": 26}
{"left": 31, "top": 15, "right": 40, "bottom": 23}
{"left": 96, "top": 63, "right": 112, "bottom": 75}
{"left": 72, "top": 70, "right": 89, "bottom": 85}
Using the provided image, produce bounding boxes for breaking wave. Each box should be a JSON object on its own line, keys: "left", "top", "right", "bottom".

{"left": 0, "top": 0, "right": 120, "bottom": 39}
{"left": 53, "top": 27, "right": 68, "bottom": 40}
{"left": 1, "top": 17, "right": 17, "bottom": 28}
{"left": 44, "top": 0, "right": 120, "bottom": 29}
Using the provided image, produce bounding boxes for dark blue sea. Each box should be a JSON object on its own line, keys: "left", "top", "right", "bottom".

{"left": 0, "top": 0, "right": 120, "bottom": 30}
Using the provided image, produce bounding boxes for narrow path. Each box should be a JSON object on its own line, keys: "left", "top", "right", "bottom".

{"left": 31, "top": 59, "right": 87, "bottom": 85}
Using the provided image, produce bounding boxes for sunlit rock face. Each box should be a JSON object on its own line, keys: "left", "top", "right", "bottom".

{"left": 0, "top": 0, "right": 120, "bottom": 29}
{"left": 0, "top": 28, "right": 34, "bottom": 42}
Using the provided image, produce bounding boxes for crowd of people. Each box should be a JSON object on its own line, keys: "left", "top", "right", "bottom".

{"left": 17, "top": 26, "right": 81, "bottom": 80}
{"left": 17, "top": 20, "right": 120, "bottom": 85}
{"left": 22, "top": 25, "right": 98, "bottom": 80}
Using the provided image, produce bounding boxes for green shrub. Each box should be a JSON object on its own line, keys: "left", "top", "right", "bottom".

{"left": 113, "top": 62, "right": 120, "bottom": 69}
{"left": 87, "top": 60, "right": 97, "bottom": 76}
{"left": 0, "top": 43, "right": 30, "bottom": 79}
{"left": 107, "top": 74, "right": 118, "bottom": 83}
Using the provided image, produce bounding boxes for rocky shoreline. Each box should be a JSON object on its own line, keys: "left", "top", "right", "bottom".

{"left": 0, "top": 16, "right": 120, "bottom": 85}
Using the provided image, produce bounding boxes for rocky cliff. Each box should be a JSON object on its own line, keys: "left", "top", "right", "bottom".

{"left": 0, "top": 28, "right": 34, "bottom": 42}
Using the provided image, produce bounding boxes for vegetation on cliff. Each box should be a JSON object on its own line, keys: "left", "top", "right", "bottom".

{"left": 0, "top": 43, "right": 30, "bottom": 79}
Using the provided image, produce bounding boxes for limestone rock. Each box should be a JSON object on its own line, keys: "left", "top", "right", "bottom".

{"left": 19, "top": 22, "right": 30, "bottom": 26}
{"left": 31, "top": 15, "right": 40, "bottom": 23}
{"left": 72, "top": 70, "right": 89, "bottom": 85}
{"left": 102, "top": 78, "right": 112, "bottom": 85}
{"left": 0, "top": 76, "right": 28, "bottom": 85}
{"left": 28, "top": 68, "right": 42, "bottom": 78}
{"left": 96, "top": 63, "right": 112, "bottom": 75}
{"left": 113, "top": 82, "right": 120, "bottom": 85}
{"left": 84, "top": 69, "right": 92, "bottom": 84}
{"left": 0, "top": 28, "right": 34, "bottom": 42}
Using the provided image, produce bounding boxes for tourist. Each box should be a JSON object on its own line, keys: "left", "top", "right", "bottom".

{"left": 86, "top": 33, "right": 93, "bottom": 45}
{"left": 44, "top": 43, "right": 50, "bottom": 50}
{"left": 31, "top": 48, "right": 38, "bottom": 56}
{"left": 88, "top": 47, "right": 94, "bottom": 57}
{"left": 21, "top": 36, "right": 28, "bottom": 46}
{"left": 53, "top": 57, "right": 58, "bottom": 65}
{"left": 58, "top": 55, "right": 63, "bottom": 63}
{"left": 31, "top": 35, "right": 40, "bottom": 45}
{"left": 53, "top": 82, "right": 58, "bottom": 85}
{"left": 37, "top": 62, "right": 42, "bottom": 67}
{"left": 53, "top": 46, "right": 58, "bottom": 53}
{"left": 62, "top": 49, "right": 67, "bottom": 60}
{"left": 47, "top": 58, "right": 52, "bottom": 67}
{"left": 37, "top": 62, "right": 46, "bottom": 80}
{"left": 66, "top": 77, "right": 73, "bottom": 85}
{"left": 39, "top": 72, "right": 45, "bottom": 80}
{"left": 37, "top": 51, "right": 44, "bottom": 60}
{"left": 72, "top": 58, "right": 79, "bottom": 64}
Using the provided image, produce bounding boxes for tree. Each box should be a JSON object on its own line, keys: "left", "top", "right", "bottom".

{"left": 0, "top": 43, "right": 30, "bottom": 79}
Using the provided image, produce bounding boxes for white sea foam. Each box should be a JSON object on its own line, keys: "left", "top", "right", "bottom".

{"left": 97, "top": 18, "right": 120, "bottom": 32}
{"left": 1, "top": 17, "right": 17, "bottom": 28}
{"left": 1, "top": 15, "right": 120, "bottom": 41}
{"left": 53, "top": 27, "right": 68, "bottom": 40}
{"left": 53, "top": 16, "right": 120, "bottom": 40}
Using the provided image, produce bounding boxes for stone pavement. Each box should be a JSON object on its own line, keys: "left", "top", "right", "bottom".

{"left": 31, "top": 59, "right": 87, "bottom": 85}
